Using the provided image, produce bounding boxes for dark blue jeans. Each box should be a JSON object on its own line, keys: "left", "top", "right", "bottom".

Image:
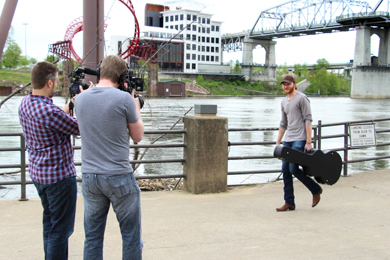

{"left": 33, "top": 176, "right": 77, "bottom": 260}
{"left": 82, "top": 173, "right": 142, "bottom": 260}
{"left": 282, "top": 141, "right": 322, "bottom": 206}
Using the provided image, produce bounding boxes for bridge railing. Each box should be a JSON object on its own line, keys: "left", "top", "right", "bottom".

{"left": 1, "top": 118, "right": 390, "bottom": 200}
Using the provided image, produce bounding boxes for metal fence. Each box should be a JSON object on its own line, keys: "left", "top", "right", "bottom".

{"left": 1, "top": 118, "right": 390, "bottom": 200}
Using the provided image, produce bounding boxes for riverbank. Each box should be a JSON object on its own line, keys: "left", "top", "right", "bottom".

{"left": 1, "top": 169, "right": 389, "bottom": 259}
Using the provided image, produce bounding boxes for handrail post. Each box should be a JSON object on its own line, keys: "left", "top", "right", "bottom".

{"left": 19, "top": 134, "right": 28, "bottom": 201}
{"left": 343, "top": 123, "right": 349, "bottom": 177}
{"left": 317, "top": 120, "right": 322, "bottom": 150}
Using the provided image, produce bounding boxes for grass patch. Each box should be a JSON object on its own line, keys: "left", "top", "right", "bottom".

{"left": 0, "top": 70, "right": 31, "bottom": 84}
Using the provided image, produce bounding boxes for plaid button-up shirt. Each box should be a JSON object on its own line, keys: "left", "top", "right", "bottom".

{"left": 18, "top": 94, "right": 80, "bottom": 184}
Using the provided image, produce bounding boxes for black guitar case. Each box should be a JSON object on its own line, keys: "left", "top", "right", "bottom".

{"left": 273, "top": 146, "right": 342, "bottom": 185}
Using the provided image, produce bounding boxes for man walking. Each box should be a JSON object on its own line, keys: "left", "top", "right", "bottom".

{"left": 18, "top": 61, "right": 80, "bottom": 259}
{"left": 75, "top": 55, "right": 144, "bottom": 259}
{"left": 275, "top": 75, "right": 322, "bottom": 212}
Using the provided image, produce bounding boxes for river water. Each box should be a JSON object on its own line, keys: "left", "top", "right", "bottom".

{"left": 1, "top": 95, "right": 390, "bottom": 200}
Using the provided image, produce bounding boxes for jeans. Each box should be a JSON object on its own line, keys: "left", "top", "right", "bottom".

{"left": 282, "top": 140, "right": 322, "bottom": 206}
{"left": 33, "top": 176, "right": 77, "bottom": 260}
{"left": 82, "top": 173, "right": 142, "bottom": 260}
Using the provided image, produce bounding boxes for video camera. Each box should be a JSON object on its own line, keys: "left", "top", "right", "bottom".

{"left": 68, "top": 67, "right": 96, "bottom": 97}
{"left": 68, "top": 66, "right": 144, "bottom": 108}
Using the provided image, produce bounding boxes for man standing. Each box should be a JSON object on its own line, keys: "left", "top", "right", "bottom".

{"left": 275, "top": 75, "right": 322, "bottom": 212}
{"left": 18, "top": 61, "right": 80, "bottom": 259}
{"left": 75, "top": 55, "right": 144, "bottom": 259}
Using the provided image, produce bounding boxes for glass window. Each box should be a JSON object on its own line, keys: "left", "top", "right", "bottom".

{"left": 207, "top": 18, "right": 210, "bottom": 24}
{"left": 207, "top": 28, "right": 210, "bottom": 34}
{"left": 211, "top": 56, "right": 214, "bottom": 62}
{"left": 216, "top": 47, "right": 219, "bottom": 52}
{"left": 180, "top": 24, "right": 183, "bottom": 30}
{"left": 206, "top": 55, "right": 209, "bottom": 61}
{"left": 216, "top": 56, "right": 219, "bottom": 62}
{"left": 186, "top": 53, "right": 190, "bottom": 59}
{"left": 186, "top": 44, "right": 191, "bottom": 50}
{"left": 165, "top": 16, "right": 169, "bottom": 23}
{"left": 186, "top": 34, "right": 191, "bottom": 40}
{"left": 202, "top": 27, "right": 205, "bottom": 33}
{"left": 216, "top": 26, "right": 220, "bottom": 32}
{"left": 192, "top": 63, "right": 196, "bottom": 69}
{"left": 170, "top": 16, "right": 173, "bottom": 22}
{"left": 198, "top": 55, "right": 200, "bottom": 61}
{"left": 175, "top": 25, "right": 178, "bottom": 30}
{"left": 187, "top": 14, "right": 191, "bottom": 20}
{"left": 193, "top": 15, "right": 197, "bottom": 21}
{"left": 202, "top": 18, "right": 205, "bottom": 24}
{"left": 211, "top": 25, "right": 215, "bottom": 31}
{"left": 202, "top": 46, "right": 205, "bottom": 52}
{"left": 202, "top": 37, "right": 205, "bottom": 42}
{"left": 216, "top": 38, "right": 219, "bottom": 44}
{"left": 206, "top": 37, "right": 210, "bottom": 43}
{"left": 192, "top": 54, "right": 196, "bottom": 60}
{"left": 211, "top": 47, "right": 214, "bottom": 52}
{"left": 211, "top": 37, "right": 215, "bottom": 43}
{"left": 180, "top": 14, "right": 183, "bottom": 20}
{"left": 206, "top": 46, "right": 210, "bottom": 52}
{"left": 192, "top": 35, "right": 196, "bottom": 41}
{"left": 186, "top": 63, "right": 190, "bottom": 69}
{"left": 202, "top": 55, "right": 205, "bottom": 61}
{"left": 192, "top": 25, "right": 196, "bottom": 31}
{"left": 192, "top": 44, "right": 196, "bottom": 50}
{"left": 175, "top": 15, "right": 178, "bottom": 21}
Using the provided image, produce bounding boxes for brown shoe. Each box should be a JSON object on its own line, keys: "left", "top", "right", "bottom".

{"left": 312, "top": 189, "right": 323, "bottom": 207}
{"left": 276, "top": 204, "right": 296, "bottom": 212}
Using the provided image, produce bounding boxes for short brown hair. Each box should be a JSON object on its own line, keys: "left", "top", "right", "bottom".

{"left": 31, "top": 62, "right": 59, "bottom": 89}
{"left": 99, "top": 55, "right": 127, "bottom": 83}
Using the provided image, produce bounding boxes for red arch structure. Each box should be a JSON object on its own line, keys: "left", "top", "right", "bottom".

{"left": 48, "top": 0, "right": 140, "bottom": 62}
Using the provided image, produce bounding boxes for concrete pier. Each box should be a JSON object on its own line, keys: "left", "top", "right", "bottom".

{"left": 183, "top": 104, "right": 228, "bottom": 194}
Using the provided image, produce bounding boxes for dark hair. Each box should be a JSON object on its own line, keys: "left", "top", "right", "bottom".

{"left": 31, "top": 62, "right": 59, "bottom": 89}
{"left": 99, "top": 55, "right": 127, "bottom": 83}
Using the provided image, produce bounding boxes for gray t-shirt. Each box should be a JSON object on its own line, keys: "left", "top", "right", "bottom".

{"left": 75, "top": 87, "right": 139, "bottom": 174}
{"left": 279, "top": 91, "right": 312, "bottom": 142}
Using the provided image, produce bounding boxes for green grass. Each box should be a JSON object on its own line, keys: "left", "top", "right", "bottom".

{"left": 0, "top": 70, "right": 31, "bottom": 84}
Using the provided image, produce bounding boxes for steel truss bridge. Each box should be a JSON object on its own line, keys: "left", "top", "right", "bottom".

{"left": 222, "top": 0, "right": 390, "bottom": 52}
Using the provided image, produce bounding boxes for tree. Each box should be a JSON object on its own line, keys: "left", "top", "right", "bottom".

{"left": 2, "top": 41, "right": 22, "bottom": 68}
{"left": 1, "top": 27, "right": 22, "bottom": 69}
{"left": 232, "top": 60, "right": 241, "bottom": 74}
{"left": 277, "top": 63, "right": 289, "bottom": 76}
{"left": 315, "top": 58, "right": 330, "bottom": 70}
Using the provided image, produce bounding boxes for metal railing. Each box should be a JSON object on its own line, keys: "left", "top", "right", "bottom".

{"left": 2, "top": 118, "right": 390, "bottom": 200}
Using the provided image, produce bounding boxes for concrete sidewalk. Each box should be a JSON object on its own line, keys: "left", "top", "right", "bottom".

{"left": 1, "top": 169, "right": 390, "bottom": 260}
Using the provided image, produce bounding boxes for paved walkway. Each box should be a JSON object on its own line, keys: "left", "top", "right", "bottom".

{"left": 1, "top": 169, "right": 390, "bottom": 260}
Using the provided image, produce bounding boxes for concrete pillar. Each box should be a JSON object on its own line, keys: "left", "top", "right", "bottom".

{"left": 147, "top": 63, "right": 158, "bottom": 97}
{"left": 83, "top": 0, "right": 104, "bottom": 84}
{"left": 183, "top": 105, "right": 228, "bottom": 194}
{"left": 242, "top": 37, "right": 255, "bottom": 80}
{"left": 264, "top": 41, "right": 276, "bottom": 81}
{"left": 353, "top": 26, "right": 371, "bottom": 67}
{"left": 242, "top": 37, "right": 277, "bottom": 82}
{"left": 62, "top": 60, "right": 74, "bottom": 97}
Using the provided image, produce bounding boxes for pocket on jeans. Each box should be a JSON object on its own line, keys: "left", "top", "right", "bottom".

{"left": 105, "top": 174, "right": 134, "bottom": 198}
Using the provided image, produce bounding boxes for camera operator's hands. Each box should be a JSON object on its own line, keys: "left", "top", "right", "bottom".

{"left": 132, "top": 91, "right": 143, "bottom": 110}
{"left": 79, "top": 81, "right": 94, "bottom": 93}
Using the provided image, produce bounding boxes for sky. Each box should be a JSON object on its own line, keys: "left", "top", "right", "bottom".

{"left": 0, "top": 0, "right": 387, "bottom": 66}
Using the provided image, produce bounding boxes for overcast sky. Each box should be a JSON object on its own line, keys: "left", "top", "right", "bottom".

{"left": 0, "top": 0, "right": 386, "bottom": 65}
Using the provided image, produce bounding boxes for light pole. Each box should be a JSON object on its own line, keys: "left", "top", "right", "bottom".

{"left": 23, "top": 23, "right": 27, "bottom": 58}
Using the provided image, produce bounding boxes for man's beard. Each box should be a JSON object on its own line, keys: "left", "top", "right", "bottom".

{"left": 283, "top": 87, "right": 294, "bottom": 94}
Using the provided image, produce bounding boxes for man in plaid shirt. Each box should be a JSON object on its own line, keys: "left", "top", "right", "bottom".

{"left": 18, "top": 61, "right": 80, "bottom": 260}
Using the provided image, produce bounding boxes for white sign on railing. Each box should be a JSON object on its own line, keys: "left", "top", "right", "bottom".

{"left": 349, "top": 124, "right": 376, "bottom": 147}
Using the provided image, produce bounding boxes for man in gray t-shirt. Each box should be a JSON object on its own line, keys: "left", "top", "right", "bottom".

{"left": 75, "top": 55, "right": 144, "bottom": 259}
{"left": 275, "top": 75, "right": 322, "bottom": 212}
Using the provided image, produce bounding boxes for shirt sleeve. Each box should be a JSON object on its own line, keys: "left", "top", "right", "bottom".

{"left": 279, "top": 101, "right": 288, "bottom": 129}
{"left": 300, "top": 96, "right": 313, "bottom": 125}
{"left": 123, "top": 93, "right": 139, "bottom": 124}
{"left": 50, "top": 107, "right": 80, "bottom": 136}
